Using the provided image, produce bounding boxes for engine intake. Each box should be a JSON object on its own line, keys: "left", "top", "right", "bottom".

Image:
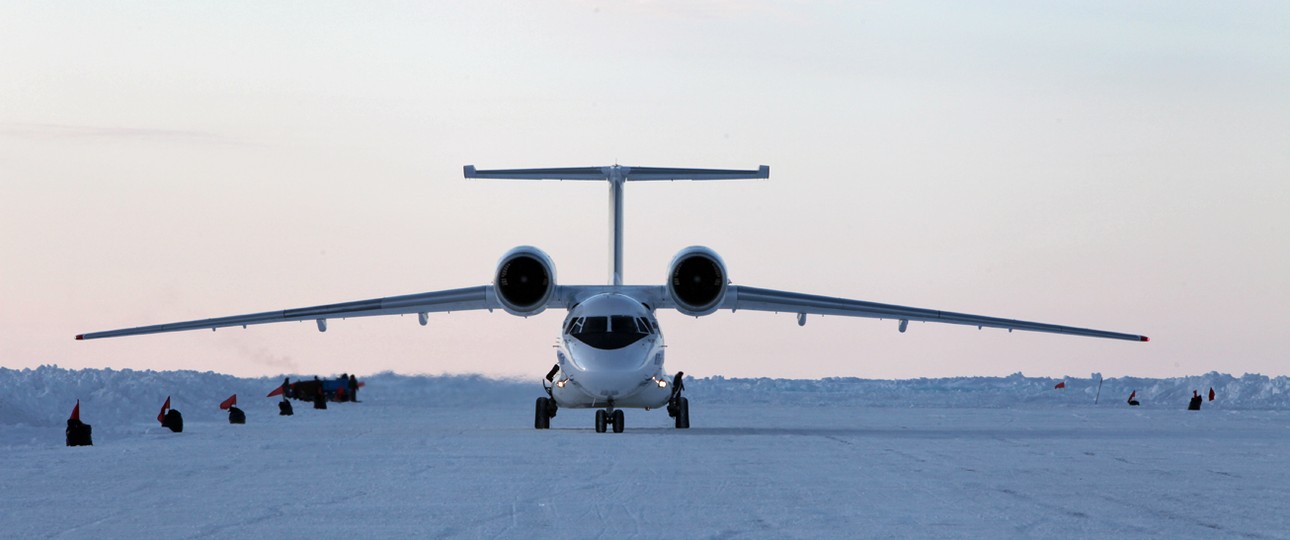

{"left": 667, "top": 246, "right": 728, "bottom": 316}
{"left": 494, "top": 246, "right": 556, "bottom": 316}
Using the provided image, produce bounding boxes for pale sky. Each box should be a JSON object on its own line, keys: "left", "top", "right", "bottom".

{"left": 2, "top": 1, "right": 1287, "bottom": 379}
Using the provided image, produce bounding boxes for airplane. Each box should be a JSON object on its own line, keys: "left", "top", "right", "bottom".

{"left": 77, "top": 164, "right": 1148, "bottom": 433}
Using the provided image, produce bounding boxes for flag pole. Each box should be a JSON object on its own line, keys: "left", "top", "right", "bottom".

{"left": 1094, "top": 375, "right": 1104, "bottom": 404}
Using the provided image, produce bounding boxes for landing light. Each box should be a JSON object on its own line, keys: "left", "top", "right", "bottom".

{"left": 556, "top": 379, "right": 566, "bottom": 388}
{"left": 656, "top": 379, "right": 668, "bottom": 388}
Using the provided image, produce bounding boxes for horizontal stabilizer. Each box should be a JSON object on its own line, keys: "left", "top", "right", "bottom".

{"left": 464, "top": 166, "right": 607, "bottom": 180}
{"left": 464, "top": 165, "right": 768, "bottom": 182}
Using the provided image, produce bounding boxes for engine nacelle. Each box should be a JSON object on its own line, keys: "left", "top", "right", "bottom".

{"left": 666, "top": 246, "right": 728, "bottom": 317}
{"left": 494, "top": 246, "right": 556, "bottom": 316}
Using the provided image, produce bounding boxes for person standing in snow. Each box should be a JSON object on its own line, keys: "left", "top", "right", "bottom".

{"left": 313, "top": 376, "right": 327, "bottom": 410}
{"left": 348, "top": 374, "right": 359, "bottom": 403}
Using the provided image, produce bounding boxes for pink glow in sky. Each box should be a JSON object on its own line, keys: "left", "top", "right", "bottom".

{"left": 2, "top": 2, "right": 1287, "bottom": 379}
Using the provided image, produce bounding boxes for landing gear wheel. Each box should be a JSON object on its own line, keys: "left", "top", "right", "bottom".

{"left": 534, "top": 397, "right": 551, "bottom": 429}
{"left": 674, "top": 397, "right": 690, "bottom": 429}
{"left": 595, "top": 410, "right": 608, "bottom": 433}
{"left": 612, "top": 410, "right": 625, "bottom": 433}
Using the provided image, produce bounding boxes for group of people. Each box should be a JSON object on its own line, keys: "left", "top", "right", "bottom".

{"left": 1124, "top": 388, "right": 1216, "bottom": 409}
{"left": 278, "top": 373, "right": 361, "bottom": 411}
{"left": 336, "top": 373, "right": 360, "bottom": 403}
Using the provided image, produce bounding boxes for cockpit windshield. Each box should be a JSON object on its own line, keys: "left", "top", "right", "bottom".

{"left": 567, "top": 315, "right": 653, "bottom": 350}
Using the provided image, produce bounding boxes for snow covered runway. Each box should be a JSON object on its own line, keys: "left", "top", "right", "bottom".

{"left": 4, "top": 386, "right": 1287, "bottom": 538}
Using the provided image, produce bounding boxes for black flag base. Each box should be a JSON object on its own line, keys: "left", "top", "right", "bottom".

{"left": 162, "top": 409, "right": 184, "bottom": 432}
{"left": 66, "top": 419, "right": 93, "bottom": 446}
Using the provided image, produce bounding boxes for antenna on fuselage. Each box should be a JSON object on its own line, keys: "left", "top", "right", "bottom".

{"left": 464, "top": 164, "right": 769, "bottom": 286}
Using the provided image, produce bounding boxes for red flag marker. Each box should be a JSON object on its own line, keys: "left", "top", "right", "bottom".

{"left": 1128, "top": 390, "right": 1136, "bottom": 401}
{"left": 70, "top": 400, "right": 81, "bottom": 421}
{"left": 266, "top": 385, "right": 285, "bottom": 398}
{"left": 158, "top": 396, "right": 171, "bottom": 424}
{"left": 1054, "top": 381, "right": 1066, "bottom": 389}
{"left": 219, "top": 394, "right": 237, "bottom": 410}
{"left": 1209, "top": 387, "right": 1215, "bottom": 401}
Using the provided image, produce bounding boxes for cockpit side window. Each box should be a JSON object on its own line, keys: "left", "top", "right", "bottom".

{"left": 637, "top": 317, "right": 652, "bottom": 334}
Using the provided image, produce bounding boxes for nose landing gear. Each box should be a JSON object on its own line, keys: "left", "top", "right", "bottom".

{"left": 595, "top": 405, "right": 625, "bottom": 433}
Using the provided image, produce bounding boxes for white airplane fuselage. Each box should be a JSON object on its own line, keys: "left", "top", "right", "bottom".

{"left": 550, "top": 293, "right": 673, "bottom": 409}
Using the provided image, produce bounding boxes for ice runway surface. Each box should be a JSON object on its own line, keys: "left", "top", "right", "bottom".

{"left": 4, "top": 396, "right": 1288, "bottom": 539}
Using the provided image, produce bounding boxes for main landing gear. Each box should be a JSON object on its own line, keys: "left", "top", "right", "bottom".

{"left": 535, "top": 364, "right": 559, "bottom": 430}
{"left": 535, "top": 396, "right": 557, "bottom": 429}
{"left": 666, "top": 371, "right": 690, "bottom": 429}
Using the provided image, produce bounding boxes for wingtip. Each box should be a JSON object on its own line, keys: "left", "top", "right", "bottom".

{"left": 75, "top": 334, "right": 84, "bottom": 341}
{"left": 1139, "top": 336, "right": 1150, "bottom": 342}
{"left": 463, "top": 165, "right": 477, "bottom": 178}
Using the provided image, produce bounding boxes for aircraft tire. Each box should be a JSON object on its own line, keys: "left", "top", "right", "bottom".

{"left": 595, "top": 410, "right": 608, "bottom": 433}
{"left": 612, "top": 410, "right": 624, "bottom": 433}
{"left": 535, "top": 397, "right": 550, "bottom": 429}
{"left": 675, "top": 397, "right": 690, "bottom": 429}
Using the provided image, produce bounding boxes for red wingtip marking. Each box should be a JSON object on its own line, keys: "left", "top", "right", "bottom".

{"left": 75, "top": 335, "right": 84, "bottom": 341}
{"left": 1140, "top": 336, "right": 1150, "bottom": 342}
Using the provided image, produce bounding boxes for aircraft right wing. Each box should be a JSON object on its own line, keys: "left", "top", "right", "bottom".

{"left": 76, "top": 286, "right": 497, "bottom": 340}
{"left": 723, "top": 285, "right": 1148, "bottom": 342}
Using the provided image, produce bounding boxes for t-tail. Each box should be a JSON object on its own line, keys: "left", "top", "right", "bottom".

{"left": 464, "top": 165, "right": 769, "bottom": 286}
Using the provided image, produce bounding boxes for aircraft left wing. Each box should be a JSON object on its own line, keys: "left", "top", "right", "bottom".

{"left": 76, "top": 286, "right": 496, "bottom": 340}
{"left": 722, "top": 285, "right": 1148, "bottom": 342}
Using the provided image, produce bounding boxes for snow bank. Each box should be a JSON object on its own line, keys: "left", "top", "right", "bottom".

{"left": 688, "top": 371, "right": 1290, "bottom": 409}
{"left": 2, "top": 366, "right": 1286, "bottom": 431}
{"left": 0, "top": 366, "right": 539, "bottom": 430}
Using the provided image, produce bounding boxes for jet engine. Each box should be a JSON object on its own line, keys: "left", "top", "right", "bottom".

{"left": 494, "top": 246, "right": 556, "bottom": 316}
{"left": 666, "top": 246, "right": 728, "bottom": 316}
